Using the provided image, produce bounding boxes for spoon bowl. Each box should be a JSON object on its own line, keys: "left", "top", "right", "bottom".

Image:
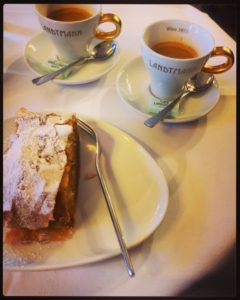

{"left": 186, "top": 72, "right": 215, "bottom": 93}
{"left": 144, "top": 72, "right": 215, "bottom": 128}
{"left": 92, "top": 40, "right": 117, "bottom": 60}
{"left": 32, "top": 40, "right": 117, "bottom": 85}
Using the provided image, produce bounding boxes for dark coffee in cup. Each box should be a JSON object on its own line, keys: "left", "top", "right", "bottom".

{"left": 151, "top": 41, "right": 198, "bottom": 59}
{"left": 47, "top": 7, "right": 92, "bottom": 22}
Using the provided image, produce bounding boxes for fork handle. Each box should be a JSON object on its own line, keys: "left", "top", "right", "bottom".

{"left": 96, "top": 160, "right": 135, "bottom": 277}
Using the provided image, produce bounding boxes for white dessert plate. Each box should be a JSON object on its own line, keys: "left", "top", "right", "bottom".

{"left": 116, "top": 57, "right": 220, "bottom": 123}
{"left": 24, "top": 32, "right": 120, "bottom": 85}
{"left": 3, "top": 116, "right": 168, "bottom": 271}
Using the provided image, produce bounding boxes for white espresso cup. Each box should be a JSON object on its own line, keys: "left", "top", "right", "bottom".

{"left": 35, "top": 4, "right": 122, "bottom": 62}
{"left": 141, "top": 19, "right": 234, "bottom": 102}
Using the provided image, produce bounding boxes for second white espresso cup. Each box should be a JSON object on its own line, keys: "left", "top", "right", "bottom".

{"left": 141, "top": 19, "right": 234, "bottom": 102}
{"left": 35, "top": 4, "right": 122, "bottom": 62}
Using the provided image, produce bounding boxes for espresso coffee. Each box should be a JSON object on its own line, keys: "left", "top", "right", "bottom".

{"left": 151, "top": 41, "right": 198, "bottom": 59}
{"left": 47, "top": 7, "right": 92, "bottom": 22}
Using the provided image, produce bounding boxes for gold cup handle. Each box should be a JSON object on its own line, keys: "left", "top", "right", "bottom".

{"left": 95, "top": 13, "right": 122, "bottom": 40}
{"left": 201, "top": 46, "right": 234, "bottom": 74}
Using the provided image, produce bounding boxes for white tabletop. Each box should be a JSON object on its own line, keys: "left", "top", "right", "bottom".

{"left": 3, "top": 4, "right": 236, "bottom": 296}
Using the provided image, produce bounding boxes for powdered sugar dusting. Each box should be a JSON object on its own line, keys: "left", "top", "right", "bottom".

{"left": 3, "top": 137, "right": 23, "bottom": 211}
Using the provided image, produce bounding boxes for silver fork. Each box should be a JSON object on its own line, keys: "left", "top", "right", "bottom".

{"left": 77, "top": 118, "right": 135, "bottom": 277}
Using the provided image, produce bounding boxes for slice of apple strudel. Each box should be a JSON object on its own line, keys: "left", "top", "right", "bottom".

{"left": 3, "top": 108, "right": 79, "bottom": 244}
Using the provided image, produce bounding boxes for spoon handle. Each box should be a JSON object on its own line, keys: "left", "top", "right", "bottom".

{"left": 144, "top": 90, "right": 190, "bottom": 128}
{"left": 32, "top": 56, "right": 88, "bottom": 85}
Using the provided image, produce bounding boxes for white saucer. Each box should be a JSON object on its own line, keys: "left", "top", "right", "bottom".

{"left": 24, "top": 32, "right": 120, "bottom": 85}
{"left": 116, "top": 57, "right": 220, "bottom": 123}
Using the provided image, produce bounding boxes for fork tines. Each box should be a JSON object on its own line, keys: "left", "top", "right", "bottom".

{"left": 77, "top": 118, "right": 96, "bottom": 138}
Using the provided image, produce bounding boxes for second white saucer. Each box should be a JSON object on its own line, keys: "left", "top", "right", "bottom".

{"left": 116, "top": 57, "right": 220, "bottom": 123}
{"left": 24, "top": 32, "right": 120, "bottom": 85}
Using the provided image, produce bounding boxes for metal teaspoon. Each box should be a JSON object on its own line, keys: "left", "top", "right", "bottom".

{"left": 144, "top": 72, "right": 215, "bottom": 128}
{"left": 32, "top": 40, "right": 117, "bottom": 86}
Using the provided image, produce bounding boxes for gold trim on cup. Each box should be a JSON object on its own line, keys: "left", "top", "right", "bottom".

{"left": 202, "top": 46, "right": 234, "bottom": 74}
{"left": 95, "top": 13, "right": 122, "bottom": 40}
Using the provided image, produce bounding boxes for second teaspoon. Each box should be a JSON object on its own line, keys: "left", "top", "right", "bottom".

{"left": 144, "top": 72, "right": 215, "bottom": 128}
